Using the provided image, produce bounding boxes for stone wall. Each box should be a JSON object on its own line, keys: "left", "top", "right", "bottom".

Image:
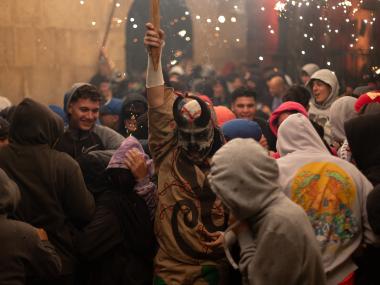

{"left": 0, "top": 0, "right": 247, "bottom": 105}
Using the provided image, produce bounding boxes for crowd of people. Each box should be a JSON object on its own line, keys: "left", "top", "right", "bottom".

{"left": 0, "top": 22, "right": 380, "bottom": 285}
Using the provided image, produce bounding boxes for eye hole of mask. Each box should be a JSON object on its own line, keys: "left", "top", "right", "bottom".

{"left": 179, "top": 129, "right": 210, "bottom": 141}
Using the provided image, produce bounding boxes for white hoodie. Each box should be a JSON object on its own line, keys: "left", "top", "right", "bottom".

{"left": 276, "top": 114, "right": 376, "bottom": 285}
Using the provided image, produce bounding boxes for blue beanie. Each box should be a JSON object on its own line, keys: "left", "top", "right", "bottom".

{"left": 100, "top": 98, "right": 123, "bottom": 116}
{"left": 48, "top": 104, "right": 68, "bottom": 126}
{"left": 222, "top": 119, "right": 262, "bottom": 142}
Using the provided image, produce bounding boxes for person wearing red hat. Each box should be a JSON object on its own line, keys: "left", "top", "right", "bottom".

{"left": 354, "top": 91, "right": 380, "bottom": 114}
{"left": 213, "top": 106, "right": 236, "bottom": 127}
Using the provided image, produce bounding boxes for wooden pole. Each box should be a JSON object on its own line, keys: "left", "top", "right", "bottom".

{"left": 102, "top": 0, "right": 118, "bottom": 48}
{"left": 151, "top": 0, "right": 161, "bottom": 71}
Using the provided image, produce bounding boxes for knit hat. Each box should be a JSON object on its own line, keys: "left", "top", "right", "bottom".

{"left": 63, "top": 82, "right": 92, "bottom": 113}
{"left": 301, "top": 63, "right": 320, "bottom": 77}
{"left": 222, "top": 119, "right": 262, "bottom": 142}
{"left": 49, "top": 104, "right": 68, "bottom": 125}
{"left": 100, "top": 98, "right": 123, "bottom": 116}
{"left": 0, "top": 118, "right": 10, "bottom": 139}
{"left": 269, "top": 102, "right": 308, "bottom": 135}
{"left": 354, "top": 91, "right": 380, "bottom": 113}
{"left": 214, "top": 106, "right": 236, "bottom": 127}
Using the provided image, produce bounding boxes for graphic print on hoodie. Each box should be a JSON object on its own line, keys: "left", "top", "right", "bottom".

{"left": 290, "top": 161, "right": 358, "bottom": 244}
{"left": 276, "top": 114, "right": 376, "bottom": 285}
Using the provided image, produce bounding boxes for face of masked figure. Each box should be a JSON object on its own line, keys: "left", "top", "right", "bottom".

{"left": 178, "top": 124, "right": 214, "bottom": 163}
{"left": 174, "top": 97, "right": 214, "bottom": 163}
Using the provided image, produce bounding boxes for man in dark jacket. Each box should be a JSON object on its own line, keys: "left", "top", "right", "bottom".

{"left": 55, "top": 83, "right": 124, "bottom": 159}
{"left": 0, "top": 168, "right": 62, "bottom": 284}
{"left": 0, "top": 98, "right": 95, "bottom": 284}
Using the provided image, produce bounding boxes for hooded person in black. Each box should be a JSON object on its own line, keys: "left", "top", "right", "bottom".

{"left": 342, "top": 109, "right": 380, "bottom": 285}
{"left": 0, "top": 168, "right": 62, "bottom": 284}
{"left": 0, "top": 98, "right": 95, "bottom": 284}
{"left": 76, "top": 137, "right": 156, "bottom": 285}
{"left": 118, "top": 93, "right": 148, "bottom": 138}
{"left": 344, "top": 111, "right": 380, "bottom": 186}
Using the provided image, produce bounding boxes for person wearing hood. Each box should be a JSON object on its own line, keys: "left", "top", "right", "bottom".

{"left": 0, "top": 98, "right": 95, "bottom": 284}
{"left": 329, "top": 97, "right": 357, "bottom": 162}
{"left": 76, "top": 137, "right": 156, "bottom": 285}
{"left": 0, "top": 117, "right": 10, "bottom": 148}
{"left": 0, "top": 169, "right": 62, "bottom": 284}
{"left": 269, "top": 102, "right": 308, "bottom": 136}
{"left": 300, "top": 63, "right": 320, "bottom": 85}
{"left": 344, "top": 106, "right": 380, "bottom": 187}
{"left": 276, "top": 113, "right": 377, "bottom": 285}
{"left": 269, "top": 102, "right": 333, "bottom": 157}
{"left": 145, "top": 23, "right": 229, "bottom": 284}
{"left": 55, "top": 83, "right": 124, "bottom": 159}
{"left": 307, "top": 69, "right": 340, "bottom": 145}
{"left": 208, "top": 138, "right": 326, "bottom": 285}
{"left": 118, "top": 93, "right": 150, "bottom": 154}
{"left": 119, "top": 93, "right": 148, "bottom": 138}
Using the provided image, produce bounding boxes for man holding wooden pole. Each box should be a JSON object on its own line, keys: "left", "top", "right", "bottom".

{"left": 144, "top": 13, "right": 229, "bottom": 284}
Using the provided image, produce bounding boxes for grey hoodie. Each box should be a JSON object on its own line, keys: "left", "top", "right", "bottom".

{"left": 307, "top": 69, "right": 340, "bottom": 144}
{"left": 209, "top": 138, "right": 326, "bottom": 285}
{"left": 329, "top": 96, "right": 357, "bottom": 144}
{"left": 276, "top": 114, "right": 377, "bottom": 285}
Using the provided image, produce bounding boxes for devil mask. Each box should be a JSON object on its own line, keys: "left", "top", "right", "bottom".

{"left": 173, "top": 95, "right": 214, "bottom": 163}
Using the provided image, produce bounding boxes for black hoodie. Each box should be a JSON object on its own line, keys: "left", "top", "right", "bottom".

{"left": 0, "top": 98, "right": 95, "bottom": 275}
{"left": 345, "top": 112, "right": 380, "bottom": 186}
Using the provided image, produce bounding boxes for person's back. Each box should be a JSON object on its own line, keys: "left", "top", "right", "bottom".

{"left": 276, "top": 114, "right": 377, "bottom": 284}
{"left": 209, "top": 138, "right": 326, "bottom": 285}
{"left": 0, "top": 99, "right": 95, "bottom": 281}
{"left": 0, "top": 169, "right": 62, "bottom": 285}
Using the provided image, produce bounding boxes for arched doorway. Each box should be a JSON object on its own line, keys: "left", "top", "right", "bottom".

{"left": 126, "top": 0, "right": 193, "bottom": 77}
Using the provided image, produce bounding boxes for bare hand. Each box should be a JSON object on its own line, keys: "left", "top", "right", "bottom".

{"left": 37, "top": 228, "right": 48, "bottom": 241}
{"left": 198, "top": 227, "right": 224, "bottom": 249}
{"left": 144, "top": 22, "right": 165, "bottom": 49}
{"left": 259, "top": 135, "right": 268, "bottom": 150}
{"left": 124, "top": 148, "right": 148, "bottom": 180}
